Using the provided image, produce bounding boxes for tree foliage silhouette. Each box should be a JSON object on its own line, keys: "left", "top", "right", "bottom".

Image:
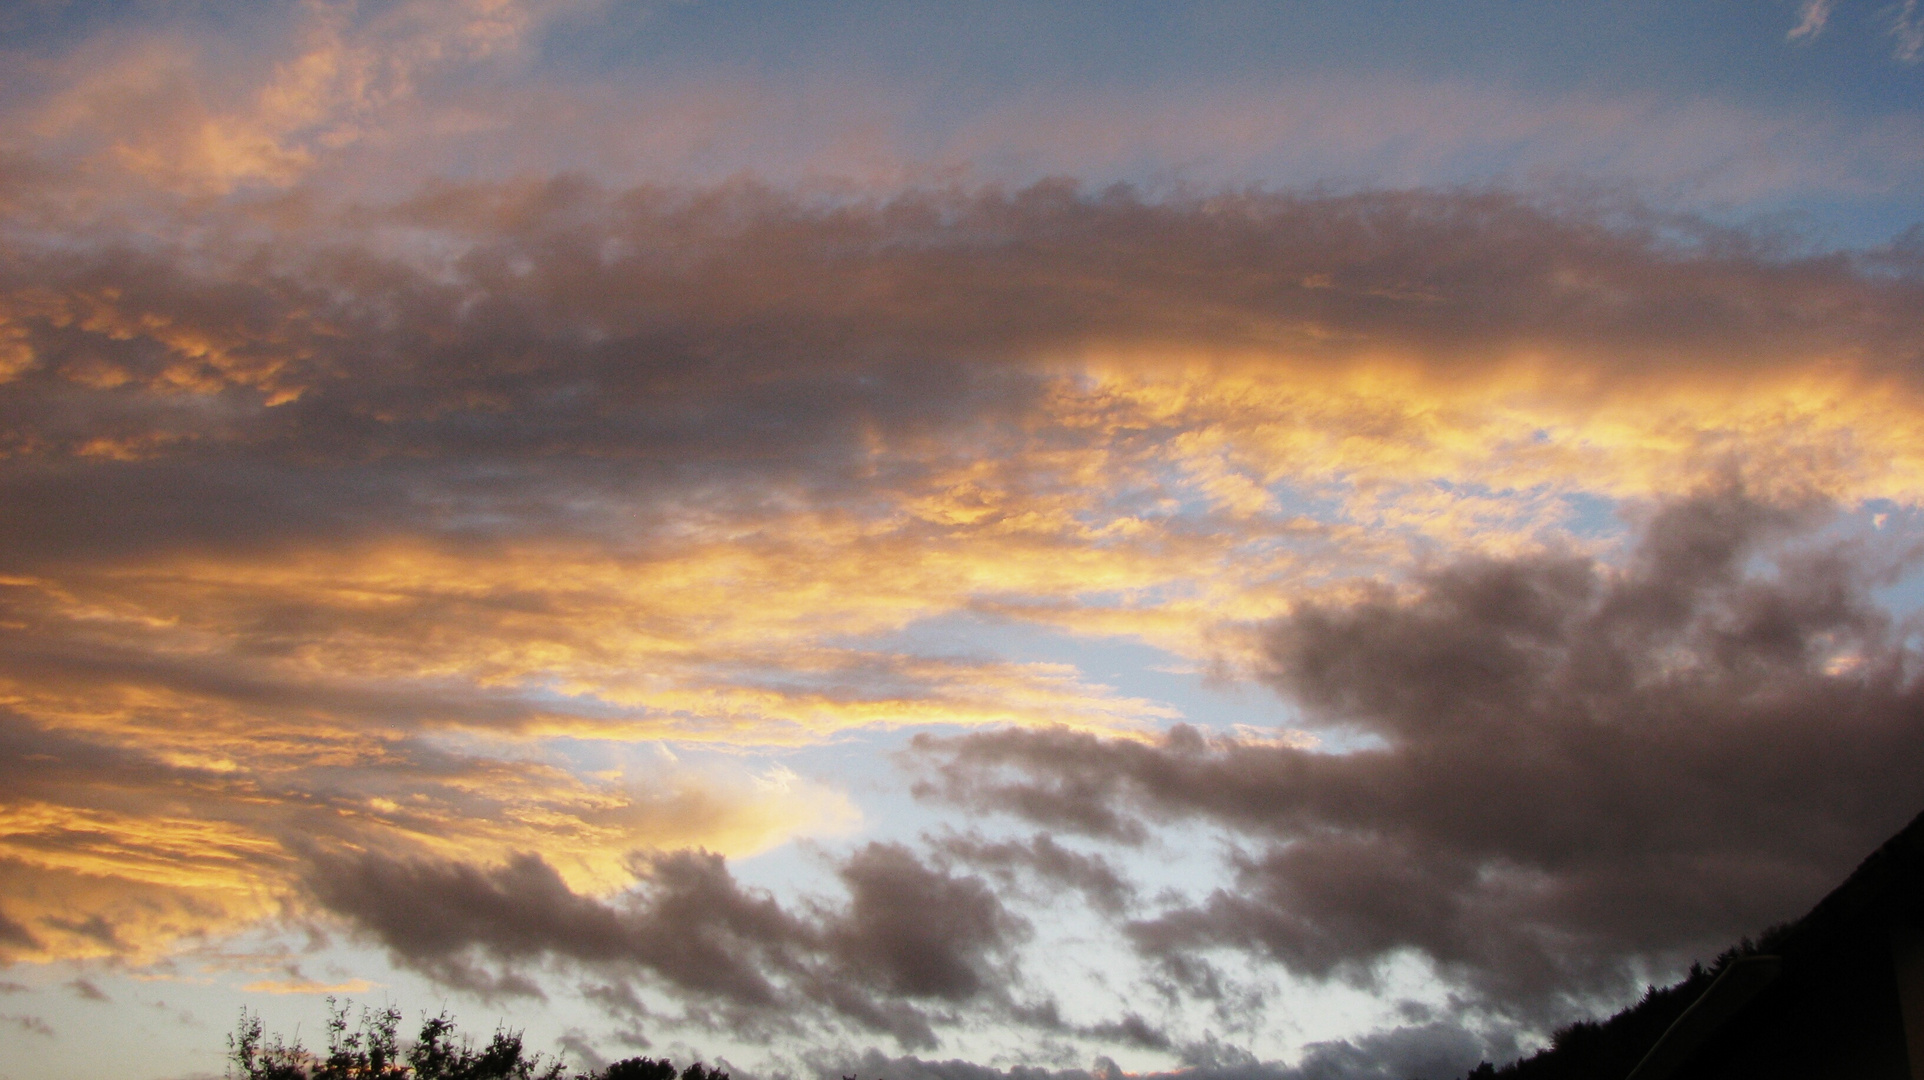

{"left": 228, "top": 999, "right": 726, "bottom": 1080}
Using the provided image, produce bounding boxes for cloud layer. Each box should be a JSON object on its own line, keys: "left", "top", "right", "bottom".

{"left": 4, "top": 181, "right": 1921, "bottom": 971}
{"left": 913, "top": 490, "right": 1924, "bottom": 1022}
{"left": 305, "top": 841, "right": 1031, "bottom": 1049}
{"left": 1, "top": 5, "right": 1923, "bottom": 1073}
{"left": 1, "top": 169, "right": 1922, "bottom": 1067}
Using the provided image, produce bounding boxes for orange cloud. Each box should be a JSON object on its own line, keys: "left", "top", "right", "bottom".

{"left": 20, "top": 0, "right": 555, "bottom": 194}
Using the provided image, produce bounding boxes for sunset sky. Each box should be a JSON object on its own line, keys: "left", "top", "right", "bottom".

{"left": 2, "top": 3, "right": 1924, "bottom": 1079}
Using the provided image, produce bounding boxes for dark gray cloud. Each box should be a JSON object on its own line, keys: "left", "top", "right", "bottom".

{"left": 556, "top": 1027, "right": 610, "bottom": 1074}
{"left": 1274, "top": 1024, "right": 1499, "bottom": 1080}
{"left": 305, "top": 848, "right": 804, "bottom": 1007}
{"left": 825, "top": 841, "right": 1028, "bottom": 1002}
{"left": 996, "top": 997, "right": 1174, "bottom": 1053}
{"left": 3, "top": 183, "right": 1921, "bottom": 567}
{"left": 930, "top": 832, "right": 1136, "bottom": 916}
{"left": 304, "top": 842, "right": 1028, "bottom": 1050}
{"left": 809, "top": 1022, "right": 1501, "bottom": 1080}
{"left": 1080, "top": 1013, "right": 1174, "bottom": 1052}
{"left": 805, "top": 1048, "right": 1121, "bottom": 1080}
{"left": 911, "top": 490, "right": 1924, "bottom": 1018}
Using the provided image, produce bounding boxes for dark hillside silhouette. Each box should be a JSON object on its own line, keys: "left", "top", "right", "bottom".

{"left": 1455, "top": 948, "right": 1752, "bottom": 1080}
{"left": 1461, "top": 806, "right": 1924, "bottom": 1080}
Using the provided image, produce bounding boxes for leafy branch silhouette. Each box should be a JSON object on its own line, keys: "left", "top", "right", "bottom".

{"left": 228, "top": 998, "right": 732, "bottom": 1080}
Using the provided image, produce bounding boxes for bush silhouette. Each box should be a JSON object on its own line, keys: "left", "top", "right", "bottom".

{"left": 228, "top": 999, "right": 728, "bottom": 1080}
{"left": 599, "top": 1061, "right": 675, "bottom": 1080}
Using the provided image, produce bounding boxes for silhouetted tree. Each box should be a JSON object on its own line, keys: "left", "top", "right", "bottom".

{"left": 230, "top": 1009, "right": 311, "bottom": 1080}
{"left": 600, "top": 1060, "right": 677, "bottom": 1080}
{"left": 226, "top": 1000, "right": 727, "bottom": 1080}
{"left": 321, "top": 1000, "right": 407, "bottom": 1079}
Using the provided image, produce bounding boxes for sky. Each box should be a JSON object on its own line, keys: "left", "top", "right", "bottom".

{"left": 1, "top": 2, "right": 1923, "bottom": 1078}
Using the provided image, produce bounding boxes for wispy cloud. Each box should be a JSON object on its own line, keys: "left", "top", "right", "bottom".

{"left": 19, "top": 0, "right": 561, "bottom": 194}
{"left": 1789, "top": 0, "right": 1836, "bottom": 41}
{"left": 241, "top": 977, "right": 379, "bottom": 995}
{"left": 6, "top": 4, "right": 1923, "bottom": 208}
{"left": 1, "top": 1012, "right": 54, "bottom": 1037}
{"left": 1893, "top": 0, "right": 1924, "bottom": 61}
{"left": 1785, "top": 0, "right": 1924, "bottom": 61}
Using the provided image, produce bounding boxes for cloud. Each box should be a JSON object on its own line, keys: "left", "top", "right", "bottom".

{"left": 826, "top": 841, "right": 1028, "bottom": 1002}
{"left": 806, "top": 1049, "right": 1119, "bottom": 1080}
{"left": 303, "top": 842, "right": 1027, "bottom": 1049}
{"left": 1273, "top": 1024, "right": 1497, "bottom": 1080}
{"left": 15, "top": 0, "right": 565, "bottom": 194}
{"left": 0, "top": 3, "right": 1919, "bottom": 1073}
{"left": 1788, "top": 0, "right": 1835, "bottom": 41}
{"left": 911, "top": 489, "right": 1924, "bottom": 1020}
{"left": 7, "top": 183, "right": 1922, "bottom": 508}
{"left": 1790, "top": 0, "right": 1924, "bottom": 60}
{"left": 0, "top": 172, "right": 1920, "bottom": 1058}
{"left": 809, "top": 1025, "right": 1502, "bottom": 1080}
{"left": 307, "top": 847, "right": 806, "bottom": 1005}
{"left": 14, "top": 3, "right": 1924, "bottom": 209}
{"left": 1083, "top": 1013, "right": 1173, "bottom": 1052}
{"left": 1, "top": 1012, "right": 54, "bottom": 1037}
{"left": 556, "top": 1027, "right": 609, "bottom": 1073}
{"left": 3, "top": 180, "right": 1921, "bottom": 981}
{"left": 0, "top": 697, "right": 852, "bottom": 964}
{"left": 931, "top": 832, "right": 1137, "bottom": 916}
{"left": 241, "top": 977, "right": 379, "bottom": 995}
{"left": 1894, "top": 0, "right": 1924, "bottom": 62}
{"left": 0, "top": 907, "right": 39, "bottom": 954}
